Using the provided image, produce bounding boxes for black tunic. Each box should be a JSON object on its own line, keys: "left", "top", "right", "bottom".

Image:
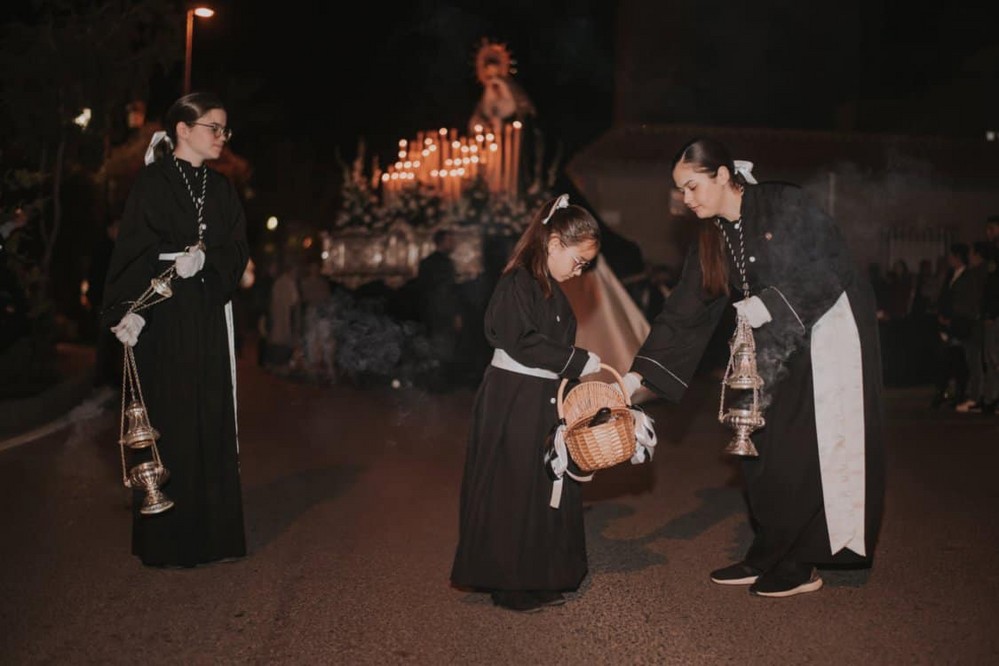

{"left": 102, "top": 157, "right": 249, "bottom": 567}
{"left": 632, "top": 183, "right": 885, "bottom": 570}
{"left": 451, "top": 267, "right": 591, "bottom": 591}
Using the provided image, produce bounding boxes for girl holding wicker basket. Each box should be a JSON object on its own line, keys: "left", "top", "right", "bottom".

{"left": 450, "top": 194, "right": 602, "bottom": 613}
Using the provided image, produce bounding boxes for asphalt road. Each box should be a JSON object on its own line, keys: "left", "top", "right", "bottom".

{"left": 1, "top": 355, "right": 997, "bottom": 664}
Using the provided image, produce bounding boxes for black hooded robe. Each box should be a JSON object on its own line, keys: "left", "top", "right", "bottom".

{"left": 102, "top": 157, "right": 249, "bottom": 567}
{"left": 632, "top": 182, "right": 884, "bottom": 571}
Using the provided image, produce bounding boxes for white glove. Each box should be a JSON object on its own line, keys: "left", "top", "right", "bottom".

{"left": 111, "top": 312, "right": 146, "bottom": 347}
{"left": 619, "top": 371, "right": 643, "bottom": 399}
{"left": 733, "top": 295, "right": 772, "bottom": 329}
{"left": 174, "top": 246, "right": 206, "bottom": 279}
{"left": 581, "top": 352, "right": 602, "bottom": 376}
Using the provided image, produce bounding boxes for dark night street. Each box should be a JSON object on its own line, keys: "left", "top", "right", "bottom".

{"left": 1, "top": 348, "right": 997, "bottom": 664}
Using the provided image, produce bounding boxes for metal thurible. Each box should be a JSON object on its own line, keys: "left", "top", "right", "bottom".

{"left": 718, "top": 314, "right": 764, "bottom": 457}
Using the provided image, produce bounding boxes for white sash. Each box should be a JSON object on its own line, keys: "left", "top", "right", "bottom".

{"left": 490, "top": 348, "right": 558, "bottom": 379}
{"left": 810, "top": 291, "right": 866, "bottom": 557}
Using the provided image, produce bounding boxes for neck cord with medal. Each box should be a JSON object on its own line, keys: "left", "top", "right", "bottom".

{"left": 716, "top": 217, "right": 750, "bottom": 299}
{"left": 173, "top": 155, "right": 207, "bottom": 251}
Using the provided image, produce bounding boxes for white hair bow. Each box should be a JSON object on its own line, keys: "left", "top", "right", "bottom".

{"left": 541, "top": 193, "right": 570, "bottom": 225}
{"left": 144, "top": 131, "right": 173, "bottom": 165}
{"left": 733, "top": 160, "right": 758, "bottom": 185}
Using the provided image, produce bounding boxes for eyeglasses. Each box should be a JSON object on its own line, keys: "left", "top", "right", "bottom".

{"left": 559, "top": 239, "right": 593, "bottom": 272}
{"left": 190, "top": 122, "right": 232, "bottom": 141}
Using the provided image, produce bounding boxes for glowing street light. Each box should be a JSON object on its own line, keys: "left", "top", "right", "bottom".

{"left": 184, "top": 6, "right": 215, "bottom": 96}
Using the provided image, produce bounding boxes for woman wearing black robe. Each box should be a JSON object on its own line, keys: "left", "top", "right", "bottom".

{"left": 451, "top": 195, "right": 602, "bottom": 613}
{"left": 102, "top": 93, "right": 249, "bottom": 568}
{"left": 619, "top": 137, "right": 884, "bottom": 598}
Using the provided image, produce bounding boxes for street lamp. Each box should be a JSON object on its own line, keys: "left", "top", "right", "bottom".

{"left": 183, "top": 6, "right": 215, "bottom": 96}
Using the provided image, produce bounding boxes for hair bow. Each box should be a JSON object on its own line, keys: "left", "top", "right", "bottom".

{"left": 733, "top": 160, "right": 758, "bottom": 185}
{"left": 541, "top": 193, "right": 570, "bottom": 225}
{"left": 144, "top": 131, "right": 173, "bottom": 165}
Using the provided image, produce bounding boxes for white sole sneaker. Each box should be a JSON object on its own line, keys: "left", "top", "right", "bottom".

{"left": 710, "top": 573, "right": 760, "bottom": 585}
{"left": 710, "top": 564, "right": 761, "bottom": 585}
{"left": 752, "top": 572, "right": 824, "bottom": 598}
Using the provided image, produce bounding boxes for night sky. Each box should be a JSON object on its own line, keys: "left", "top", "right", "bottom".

{"left": 3, "top": 1, "right": 997, "bottom": 210}
{"left": 170, "top": 1, "right": 616, "bottom": 174}
{"left": 165, "top": 1, "right": 999, "bottom": 168}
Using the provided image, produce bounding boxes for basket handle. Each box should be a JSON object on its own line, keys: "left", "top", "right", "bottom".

{"left": 556, "top": 363, "right": 632, "bottom": 420}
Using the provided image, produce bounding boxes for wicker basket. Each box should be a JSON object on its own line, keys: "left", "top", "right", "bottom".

{"left": 557, "top": 364, "right": 636, "bottom": 472}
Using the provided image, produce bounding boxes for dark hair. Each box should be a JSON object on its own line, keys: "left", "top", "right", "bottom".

{"left": 503, "top": 195, "right": 601, "bottom": 298}
{"left": 152, "top": 91, "right": 226, "bottom": 162}
{"left": 972, "top": 240, "right": 991, "bottom": 260}
{"left": 432, "top": 229, "right": 453, "bottom": 247}
{"left": 950, "top": 242, "right": 969, "bottom": 265}
{"left": 672, "top": 137, "right": 750, "bottom": 298}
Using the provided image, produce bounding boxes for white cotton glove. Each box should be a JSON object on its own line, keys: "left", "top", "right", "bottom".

{"left": 581, "top": 352, "right": 602, "bottom": 376}
{"left": 174, "top": 246, "right": 206, "bottom": 279}
{"left": 732, "top": 295, "right": 772, "bottom": 329}
{"left": 619, "top": 371, "right": 643, "bottom": 399}
{"left": 111, "top": 313, "right": 146, "bottom": 347}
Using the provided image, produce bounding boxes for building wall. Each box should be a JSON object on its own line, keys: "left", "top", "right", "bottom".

{"left": 569, "top": 134, "right": 999, "bottom": 273}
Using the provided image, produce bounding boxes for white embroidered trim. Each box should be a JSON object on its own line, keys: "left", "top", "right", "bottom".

{"left": 634, "top": 355, "right": 688, "bottom": 388}
{"left": 766, "top": 286, "right": 806, "bottom": 332}
{"left": 559, "top": 347, "right": 576, "bottom": 375}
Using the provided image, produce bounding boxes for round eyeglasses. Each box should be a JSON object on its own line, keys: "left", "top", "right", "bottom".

{"left": 190, "top": 122, "right": 232, "bottom": 141}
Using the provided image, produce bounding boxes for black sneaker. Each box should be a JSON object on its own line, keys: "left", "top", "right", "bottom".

{"left": 709, "top": 562, "right": 762, "bottom": 585}
{"left": 750, "top": 566, "right": 823, "bottom": 598}
{"left": 491, "top": 591, "right": 544, "bottom": 613}
{"left": 530, "top": 590, "right": 566, "bottom": 606}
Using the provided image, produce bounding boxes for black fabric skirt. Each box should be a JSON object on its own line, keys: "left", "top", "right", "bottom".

{"left": 130, "top": 283, "right": 246, "bottom": 567}
{"left": 741, "top": 334, "right": 882, "bottom": 570}
{"left": 451, "top": 367, "right": 588, "bottom": 591}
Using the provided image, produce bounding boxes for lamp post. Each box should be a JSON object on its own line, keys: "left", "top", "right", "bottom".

{"left": 183, "top": 6, "right": 215, "bottom": 96}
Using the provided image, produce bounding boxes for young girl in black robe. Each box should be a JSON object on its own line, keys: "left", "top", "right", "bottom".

{"left": 102, "top": 92, "right": 249, "bottom": 568}
{"left": 450, "top": 194, "right": 602, "bottom": 613}
{"left": 618, "top": 137, "right": 885, "bottom": 598}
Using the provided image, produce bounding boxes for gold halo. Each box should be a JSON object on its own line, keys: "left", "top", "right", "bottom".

{"left": 475, "top": 40, "right": 514, "bottom": 85}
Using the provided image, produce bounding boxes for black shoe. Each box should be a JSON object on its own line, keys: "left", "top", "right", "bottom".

{"left": 749, "top": 565, "right": 823, "bottom": 598}
{"left": 710, "top": 562, "right": 762, "bottom": 585}
{"left": 530, "top": 590, "right": 566, "bottom": 607}
{"left": 491, "top": 590, "right": 544, "bottom": 613}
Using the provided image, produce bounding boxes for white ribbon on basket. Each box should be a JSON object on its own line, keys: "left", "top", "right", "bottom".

{"left": 546, "top": 423, "right": 594, "bottom": 509}
{"left": 546, "top": 409, "right": 656, "bottom": 509}
{"left": 630, "top": 407, "right": 657, "bottom": 463}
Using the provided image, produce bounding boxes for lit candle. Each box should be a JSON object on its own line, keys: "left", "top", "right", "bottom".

{"left": 503, "top": 123, "right": 513, "bottom": 196}
{"left": 511, "top": 121, "right": 522, "bottom": 197}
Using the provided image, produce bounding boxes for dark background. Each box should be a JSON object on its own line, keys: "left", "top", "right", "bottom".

{"left": 168, "top": 1, "right": 999, "bottom": 167}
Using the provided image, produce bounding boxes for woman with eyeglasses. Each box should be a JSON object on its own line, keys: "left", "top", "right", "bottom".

{"left": 101, "top": 91, "right": 249, "bottom": 569}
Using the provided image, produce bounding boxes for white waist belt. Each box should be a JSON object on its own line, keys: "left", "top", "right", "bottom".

{"left": 491, "top": 349, "right": 558, "bottom": 379}
{"left": 159, "top": 252, "right": 183, "bottom": 260}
